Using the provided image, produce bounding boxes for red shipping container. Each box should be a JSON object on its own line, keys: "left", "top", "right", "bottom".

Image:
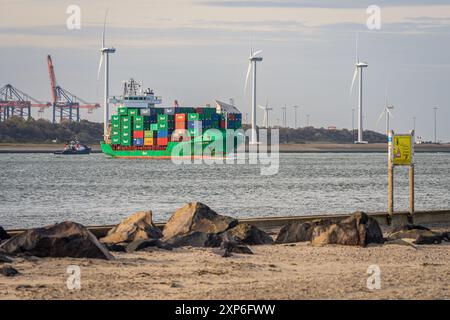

{"left": 220, "top": 120, "right": 226, "bottom": 128}
{"left": 157, "top": 137, "right": 168, "bottom": 145}
{"left": 175, "top": 113, "right": 186, "bottom": 122}
{"left": 175, "top": 121, "right": 186, "bottom": 129}
{"left": 195, "top": 107, "right": 204, "bottom": 113}
{"left": 133, "top": 130, "right": 144, "bottom": 139}
{"left": 227, "top": 113, "right": 235, "bottom": 120}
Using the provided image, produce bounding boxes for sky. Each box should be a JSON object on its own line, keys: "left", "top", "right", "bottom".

{"left": 1, "top": 0, "right": 450, "bottom": 141}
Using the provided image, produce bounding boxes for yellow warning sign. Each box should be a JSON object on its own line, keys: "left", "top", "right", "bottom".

{"left": 393, "top": 135, "right": 413, "bottom": 166}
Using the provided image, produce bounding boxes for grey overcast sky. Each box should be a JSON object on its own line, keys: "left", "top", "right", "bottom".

{"left": 1, "top": 0, "right": 450, "bottom": 141}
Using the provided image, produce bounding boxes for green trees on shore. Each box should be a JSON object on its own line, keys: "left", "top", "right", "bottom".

{"left": 0, "top": 117, "right": 102, "bottom": 143}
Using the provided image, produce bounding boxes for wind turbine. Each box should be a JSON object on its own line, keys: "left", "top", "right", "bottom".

{"left": 244, "top": 48, "right": 263, "bottom": 144}
{"left": 376, "top": 95, "right": 394, "bottom": 135}
{"left": 98, "top": 10, "right": 116, "bottom": 140}
{"left": 258, "top": 98, "right": 273, "bottom": 128}
{"left": 350, "top": 36, "right": 368, "bottom": 144}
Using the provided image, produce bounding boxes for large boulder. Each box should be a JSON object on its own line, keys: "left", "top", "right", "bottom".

{"left": 227, "top": 223, "right": 273, "bottom": 245}
{"left": 311, "top": 212, "right": 384, "bottom": 247}
{"left": 0, "top": 226, "right": 11, "bottom": 241}
{"left": 100, "top": 211, "right": 162, "bottom": 244}
{"left": 162, "top": 202, "right": 237, "bottom": 241}
{"left": 276, "top": 219, "right": 334, "bottom": 244}
{"left": 165, "top": 232, "right": 223, "bottom": 248}
{"left": 0, "top": 221, "right": 114, "bottom": 260}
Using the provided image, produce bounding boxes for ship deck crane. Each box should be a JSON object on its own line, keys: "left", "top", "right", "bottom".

{"left": 47, "top": 55, "right": 100, "bottom": 123}
{"left": 0, "top": 84, "right": 50, "bottom": 122}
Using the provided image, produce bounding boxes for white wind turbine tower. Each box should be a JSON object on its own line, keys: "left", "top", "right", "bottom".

{"left": 258, "top": 98, "right": 273, "bottom": 128}
{"left": 244, "top": 48, "right": 263, "bottom": 144}
{"left": 376, "top": 86, "right": 394, "bottom": 135}
{"left": 350, "top": 38, "right": 368, "bottom": 144}
{"left": 98, "top": 10, "right": 116, "bottom": 140}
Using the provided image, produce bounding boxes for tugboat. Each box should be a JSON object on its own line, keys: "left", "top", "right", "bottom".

{"left": 54, "top": 140, "right": 91, "bottom": 155}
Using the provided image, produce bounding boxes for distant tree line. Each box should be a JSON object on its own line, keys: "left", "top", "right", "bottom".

{"left": 242, "top": 125, "right": 387, "bottom": 144}
{"left": 0, "top": 117, "right": 103, "bottom": 143}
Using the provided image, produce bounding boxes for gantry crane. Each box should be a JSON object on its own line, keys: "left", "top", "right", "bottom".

{"left": 47, "top": 55, "right": 100, "bottom": 123}
{"left": 0, "top": 84, "right": 50, "bottom": 122}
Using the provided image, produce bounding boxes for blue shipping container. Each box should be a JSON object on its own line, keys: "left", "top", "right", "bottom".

{"left": 158, "top": 130, "right": 168, "bottom": 138}
{"left": 133, "top": 138, "right": 144, "bottom": 146}
{"left": 211, "top": 113, "right": 220, "bottom": 121}
{"left": 235, "top": 114, "right": 242, "bottom": 120}
{"left": 188, "top": 120, "right": 202, "bottom": 129}
{"left": 227, "top": 120, "right": 235, "bottom": 129}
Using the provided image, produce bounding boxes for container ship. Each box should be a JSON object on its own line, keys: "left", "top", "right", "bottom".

{"left": 100, "top": 79, "right": 243, "bottom": 158}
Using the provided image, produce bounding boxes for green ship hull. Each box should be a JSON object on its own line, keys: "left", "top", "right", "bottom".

{"left": 101, "top": 139, "right": 232, "bottom": 159}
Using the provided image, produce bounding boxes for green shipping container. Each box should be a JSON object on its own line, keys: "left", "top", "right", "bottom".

{"left": 150, "top": 123, "right": 158, "bottom": 131}
{"left": 111, "top": 115, "right": 120, "bottom": 122}
{"left": 134, "top": 115, "right": 144, "bottom": 123}
{"left": 158, "top": 122, "right": 168, "bottom": 130}
{"left": 121, "top": 138, "right": 131, "bottom": 146}
{"left": 128, "top": 109, "right": 139, "bottom": 116}
{"left": 111, "top": 128, "right": 121, "bottom": 136}
{"left": 118, "top": 107, "right": 127, "bottom": 115}
{"left": 122, "top": 124, "right": 131, "bottom": 131}
{"left": 158, "top": 114, "right": 168, "bottom": 122}
{"left": 111, "top": 122, "right": 120, "bottom": 129}
{"left": 134, "top": 123, "right": 144, "bottom": 130}
{"left": 121, "top": 131, "right": 131, "bottom": 138}
{"left": 111, "top": 136, "right": 121, "bottom": 144}
{"left": 211, "top": 120, "right": 219, "bottom": 128}
{"left": 188, "top": 113, "right": 200, "bottom": 121}
{"left": 188, "top": 128, "right": 201, "bottom": 136}
{"left": 121, "top": 116, "right": 130, "bottom": 124}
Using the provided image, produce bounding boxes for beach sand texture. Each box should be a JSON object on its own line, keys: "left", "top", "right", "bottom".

{"left": 1, "top": 230, "right": 449, "bottom": 300}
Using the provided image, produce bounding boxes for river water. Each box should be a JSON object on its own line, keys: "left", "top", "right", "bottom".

{"left": 0, "top": 153, "right": 449, "bottom": 229}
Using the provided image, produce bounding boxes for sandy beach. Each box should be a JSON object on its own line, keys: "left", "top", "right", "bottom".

{"left": 1, "top": 224, "right": 449, "bottom": 300}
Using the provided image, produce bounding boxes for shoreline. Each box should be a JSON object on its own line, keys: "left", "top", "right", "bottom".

{"left": 1, "top": 143, "right": 450, "bottom": 154}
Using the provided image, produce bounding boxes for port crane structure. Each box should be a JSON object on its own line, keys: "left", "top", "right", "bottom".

{"left": 47, "top": 55, "right": 100, "bottom": 123}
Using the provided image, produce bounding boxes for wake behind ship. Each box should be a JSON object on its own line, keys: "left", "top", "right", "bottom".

{"left": 101, "top": 79, "right": 243, "bottom": 158}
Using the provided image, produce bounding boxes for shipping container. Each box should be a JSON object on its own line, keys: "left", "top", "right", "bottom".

{"left": 112, "top": 122, "right": 120, "bottom": 129}
{"left": 133, "top": 130, "right": 144, "bottom": 139}
{"left": 220, "top": 120, "right": 226, "bottom": 129}
{"left": 134, "top": 115, "right": 144, "bottom": 123}
{"left": 111, "top": 128, "right": 121, "bottom": 136}
{"left": 188, "top": 113, "right": 200, "bottom": 121}
{"left": 118, "top": 107, "right": 127, "bottom": 115}
{"left": 158, "top": 122, "right": 168, "bottom": 130}
{"left": 133, "top": 138, "right": 144, "bottom": 146}
{"left": 134, "top": 122, "right": 144, "bottom": 130}
{"left": 111, "top": 115, "right": 120, "bottom": 122}
{"left": 150, "top": 123, "right": 158, "bottom": 131}
{"left": 144, "top": 138, "right": 154, "bottom": 146}
{"left": 175, "top": 121, "right": 186, "bottom": 129}
{"left": 188, "top": 120, "right": 202, "bottom": 129}
{"left": 158, "top": 114, "right": 168, "bottom": 122}
{"left": 140, "top": 108, "right": 151, "bottom": 116}
{"left": 121, "top": 131, "right": 131, "bottom": 138}
{"left": 111, "top": 136, "right": 121, "bottom": 144}
{"left": 157, "top": 137, "right": 168, "bottom": 145}
{"left": 175, "top": 113, "right": 186, "bottom": 122}
{"left": 121, "top": 116, "right": 131, "bottom": 124}
{"left": 128, "top": 109, "right": 139, "bottom": 116}
{"left": 144, "top": 130, "right": 154, "bottom": 138}
{"left": 158, "top": 129, "right": 168, "bottom": 138}
{"left": 121, "top": 137, "right": 131, "bottom": 146}
{"left": 122, "top": 124, "right": 131, "bottom": 131}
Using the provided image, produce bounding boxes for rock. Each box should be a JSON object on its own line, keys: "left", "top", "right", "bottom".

{"left": 275, "top": 221, "right": 316, "bottom": 244}
{"left": 166, "top": 232, "right": 223, "bottom": 248}
{"left": 387, "top": 229, "right": 445, "bottom": 245}
{"left": 311, "top": 212, "right": 384, "bottom": 247}
{"left": 227, "top": 223, "right": 273, "bottom": 245}
{"left": 221, "top": 240, "right": 253, "bottom": 254}
{"left": 0, "top": 253, "right": 14, "bottom": 263}
{"left": 0, "top": 266, "right": 19, "bottom": 277}
{"left": 100, "top": 211, "right": 162, "bottom": 244}
{"left": 105, "top": 243, "right": 128, "bottom": 252}
{"left": 0, "top": 226, "right": 11, "bottom": 241}
{"left": 0, "top": 221, "right": 114, "bottom": 260}
{"left": 126, "top": 239, "right": 173, "bottom": 253}
{"left": 162, "top": 202, "right": 237, "bottom": 241}
{"left": 219, "top": 249, "right": 233, "bottom": 258}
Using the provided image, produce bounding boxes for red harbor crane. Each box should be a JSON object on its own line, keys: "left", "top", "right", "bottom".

{"left": 47, "top": 55, "right": 100, "bottom": 123}
{"left": 0, "top": 84, "right": 50, "bottom": 122}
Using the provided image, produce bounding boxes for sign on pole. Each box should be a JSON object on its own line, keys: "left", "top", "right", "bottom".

{"left": 392, "top": 134, "right": 413, "bottom": 166}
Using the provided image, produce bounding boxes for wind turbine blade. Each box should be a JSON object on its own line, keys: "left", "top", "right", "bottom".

{"left": 263, "top": 111, "right": 267, "bottom": 127}
{"left": 251, "top": 50, "right": 263, "bottom": 58}
{"left": 350, "top": 67, "right": 358, "bottom": 96}
{"left": 102, "top": 9, "right": 109, "bottom": 48}
{"left": 244, "top": 62, "right": 252, "bottom": 92}
{"left": 386, "top": 108, "right": 394, "bottom": 119}
{"left": 376, "top": 109, "right": 385, "bottom": 127}
{"left": 97, "top": 54, "right": 104, "bottom": 80}
{"left": 257, "top": 105, "right": 265, "bottom": 110}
